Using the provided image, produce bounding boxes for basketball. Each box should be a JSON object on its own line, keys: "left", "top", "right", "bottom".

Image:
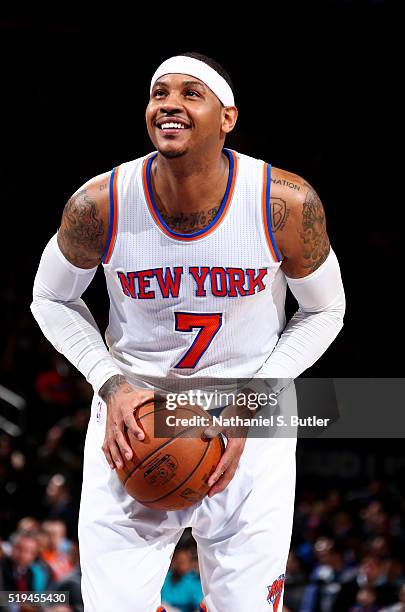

{"left": 116, "top": 399, "right": 225, "bottom": 510}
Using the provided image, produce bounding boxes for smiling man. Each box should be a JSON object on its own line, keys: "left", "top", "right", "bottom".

{"left": 31, "top": 52, "right": 345, "bottom": 612}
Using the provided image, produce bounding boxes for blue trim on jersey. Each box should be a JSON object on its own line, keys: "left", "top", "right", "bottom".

{"left": 102, "top": 167, "right": 116, "bottom": 263}
{"left": 265, "top": 163, "right": 282, "bottom": 262}
{"left": 146, "top": 148, "right": 234, "bottom": 239}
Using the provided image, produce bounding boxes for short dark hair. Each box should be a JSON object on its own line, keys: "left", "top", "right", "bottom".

{"left": 180, "top": 51, "right": 234, "bottom": 100}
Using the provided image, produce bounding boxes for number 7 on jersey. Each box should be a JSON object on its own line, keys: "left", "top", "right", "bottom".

{"left": 174, "top": 312, "right": 223, "bottom": 369}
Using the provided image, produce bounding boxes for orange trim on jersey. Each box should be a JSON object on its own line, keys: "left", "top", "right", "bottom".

{"left": 142, "top": 151, "right": 158, "bottom": 222}
{"left": 199, "top": 601, "right": 208, "bottom": 611}
{"left": 262, "top": 162, "right": 281, "bottom": 263}
{"left": 142, "top": 149, "right": 238, "bottom": 242}
{"left": 156, "top": 607, "right": 166, "bottom": 612}
{"left": 103, "top": 165, "right": 120, "bottom": 264}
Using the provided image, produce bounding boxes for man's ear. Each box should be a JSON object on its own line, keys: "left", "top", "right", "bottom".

{"left": 221, "top": 106, "right": 238, "bottom": 134}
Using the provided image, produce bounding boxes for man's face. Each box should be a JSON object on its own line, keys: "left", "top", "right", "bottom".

{"left": 172, "top": 549, "right": 192, "bottom": 575}
{"left": 12, "top": 537, "right": 38, "bottom": 568}
{"left": 361, "top": 557, "right": 382, "bottom": 583}
{"left": 42, "top": 521, "right": 65, "bottom": 550}
{"left": 145, "top": 73, "right": 231, "bottom": 159}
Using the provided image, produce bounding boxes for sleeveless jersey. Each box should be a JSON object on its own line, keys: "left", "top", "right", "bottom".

{"left": 101, "top": 148, "right": 287, "bottom": 384}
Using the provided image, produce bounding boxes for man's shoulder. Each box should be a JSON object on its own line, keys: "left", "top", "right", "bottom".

{"left": 270, "top": 165, "right": 309, "bottom": 209}
{"left": 59, "top": 168, "right": 116, "bottom": 268}
{"left": 69, "top": 170, "right": 112, "bottom": 207}
{"left": 232, "top": 151, "right": 310, "bottom": 205}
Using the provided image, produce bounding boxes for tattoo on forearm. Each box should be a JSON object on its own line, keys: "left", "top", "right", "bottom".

{"left": 156, "top": 204, "right": 220, "bottom": 234}
{"left": 299, "top": 186, "right": 330, "bottom": 272}
{"left": 99, "top": 374, "right": 131, "bottom": 402}
{"left": 58, "top": 189, "right": 105, "bottom": 267}
{"left": 271, "top": 197, "right": 290, "bottom": 232}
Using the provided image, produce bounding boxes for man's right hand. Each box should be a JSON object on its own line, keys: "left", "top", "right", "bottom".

{"left": 99, "top": 375, "right": 154, "bottom": 470}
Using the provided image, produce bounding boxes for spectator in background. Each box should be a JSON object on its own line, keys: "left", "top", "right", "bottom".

{"left": 349, "top": 586, "right": 379, "bottom": 612}
{"left": 13, "top": 518, "right": 53, "bottom": 592}
{"left": 34, "top": 355, "right": 72, "bottom": 407}
{"left": 43, "top": 475, "right": 77, "bottom": 538}
{"left": 333, "top": 554, "right": 398, "bottom": 611}
{"left": 40, "top": 520, "right": 73, "bottom": 582}
{"left": 331, "top": 511, "right": 354, "bottom": 539}
{"left": 52, "top": 542, "right": 83, "bottom": 612}
{"left": 161, "top": 548, "right": 203, "bottom": 612}
{"left": 361, "top": 501, "right": 390, "bottom": 539}
{"left": 36, "top": 410, "right": 89, "bottom": 509}
{"left": 36, "top": 427, "right": 67, "bottom": 484}
{"left": 0, "top": 533, "right": 38, "bottom": 591}
{"left": 300, "top": 537, "right": 357, "bottom": 612}
{"left": 386, "top": 558, "right": 405, "bottom": 593}
{"left": 31, "top": 548, "right": 52, "bottom": 592}
{"left": 283, "top": 551, "right": 307, "bottom": 612}
{"left": 16, "top": 518, "right": 40, "bottom": 534}
{"left": 368, "top": 536, "right": 391, "bottom": 559}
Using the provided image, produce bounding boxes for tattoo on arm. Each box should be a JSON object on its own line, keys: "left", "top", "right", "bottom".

{"left": 271, "top": 177, "right": 301, "bottom": 192}
{"left": 99, "top": 374, "right": 132, "bottom": 402}
{"left": 271, "top": 197, "right": 290, "bottom": 232}
{"left": 298, "top": 186, "right": 330, "bottom": 273}
{"left": 58, "top": 189, "right": 106, "bottom": 267}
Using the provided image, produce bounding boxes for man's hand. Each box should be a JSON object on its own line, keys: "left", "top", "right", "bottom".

{"left": 203, "top": 403, "right": 252, "bottom": 497}
{"left": 99, "top": 375, "right": 154, "bottom": 470}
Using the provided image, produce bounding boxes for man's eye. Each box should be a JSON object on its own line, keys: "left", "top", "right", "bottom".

{"left": 186, "top": 90, "right": 199, "bottom": 97}
{"left": 154, "top": 90, "right": 166, "bottom": 97}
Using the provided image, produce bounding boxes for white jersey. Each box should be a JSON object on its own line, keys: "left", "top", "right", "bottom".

{"left": 79, "top": 148, "right": 297, "bottom": 612}
{"left": 101, "top": 147, "right": 286, "bottom": 383}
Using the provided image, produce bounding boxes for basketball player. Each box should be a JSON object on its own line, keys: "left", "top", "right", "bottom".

{"left": 31, "top": 52, "right": 345, "bottom": 612}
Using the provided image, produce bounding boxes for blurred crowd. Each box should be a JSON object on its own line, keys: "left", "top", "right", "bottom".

{"left": 284, "top": 484, "right": 405, "bottom": 611}
{"left": 0, "top": 518, "right": 81, "bottom": 612}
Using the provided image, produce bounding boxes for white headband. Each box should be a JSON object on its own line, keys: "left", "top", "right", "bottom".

{"left": 150, "top": 55, "right": 235, "bottom": 107}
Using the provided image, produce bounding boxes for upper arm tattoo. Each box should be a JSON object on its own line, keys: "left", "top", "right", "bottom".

{"left": 271, "top": 197, "right": 289, "bottom": 232}
{"left": 298, "top": 185, "right": 330, "bottom": 273}
{"left": 58, "top": 188, "right": 106, "bottom": 268}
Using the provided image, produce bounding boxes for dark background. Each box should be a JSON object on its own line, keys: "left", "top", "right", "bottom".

{"left": 2, "top": 5, "right": 403, "bottom": 612}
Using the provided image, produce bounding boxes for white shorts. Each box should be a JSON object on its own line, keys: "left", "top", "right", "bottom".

{"left": 78, "top": 387, "right": 297, "bottom": 612}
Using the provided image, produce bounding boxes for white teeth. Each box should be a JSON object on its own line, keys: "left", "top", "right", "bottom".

{"left": 160, "top": 122, "right": 187, "bottom": 130}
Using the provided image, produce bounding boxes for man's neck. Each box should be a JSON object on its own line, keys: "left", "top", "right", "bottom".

{"left": 151, "top": 149, "right": 229, "bottom": 233}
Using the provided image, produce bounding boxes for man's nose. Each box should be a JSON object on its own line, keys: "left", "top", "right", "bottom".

{"left": 159, "top": 104, "right": 182, "bottom": 115}
{"left": 159, "top": 92, "right": 184, "bottom": 112}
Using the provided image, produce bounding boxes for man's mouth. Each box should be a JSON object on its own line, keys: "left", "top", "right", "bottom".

{"left": 155, "top": 121, "right": 191, "bottom": 135}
